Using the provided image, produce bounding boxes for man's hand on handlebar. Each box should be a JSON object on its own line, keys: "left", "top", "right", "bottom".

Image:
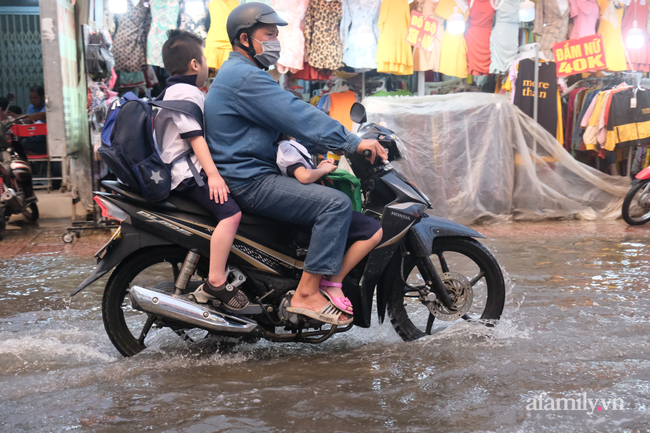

{"left": 356, "top": 139, "right": 388, "bottom": 164}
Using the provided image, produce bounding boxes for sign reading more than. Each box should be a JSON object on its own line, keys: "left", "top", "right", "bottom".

{"left": 405, "top": 11, "right": 438, "bottom": 52}
{"left": 552, "top": 34, "right": 608, "bottom": 77}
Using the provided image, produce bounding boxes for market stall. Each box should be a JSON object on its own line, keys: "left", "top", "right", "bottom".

{"left": 61, "top": 0, "right": 650, "bottom": 222}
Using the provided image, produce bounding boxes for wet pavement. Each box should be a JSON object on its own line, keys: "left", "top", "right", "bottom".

{"left": 1, "top": 218, "right": 650, "bottom": 432}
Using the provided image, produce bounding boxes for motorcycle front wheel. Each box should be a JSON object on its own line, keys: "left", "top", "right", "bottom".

{"left": 22, "top": 202, "right": 38, "bottom": 222}
{"left": 622, "top": 179, "right": 650, "bottom": 225}
{"left": 102, "top": 246, "right": 209, "bottom": 357}
{"left": 387, "top": 237, "right": 506, "bottom": 341}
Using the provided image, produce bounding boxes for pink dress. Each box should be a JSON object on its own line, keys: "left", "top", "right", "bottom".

{"left": 273, "top": 0, "right": 310, "bottom": 74}
{"left": 568, "top": 0, "right": 600, "bottom": 39}
{"left": 621, "top": 0, "right": 649, "bottom": 72}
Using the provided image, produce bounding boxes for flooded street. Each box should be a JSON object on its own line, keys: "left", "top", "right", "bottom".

{"left": 1, "top": 221, "right": 650, "bottom": 432}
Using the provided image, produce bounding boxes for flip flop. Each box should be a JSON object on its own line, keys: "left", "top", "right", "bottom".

{"left": 319, "top": 279, "right": 354, "bottom": 315}
{"left": 286, "top": 301, "right": 353, "bottom": 326}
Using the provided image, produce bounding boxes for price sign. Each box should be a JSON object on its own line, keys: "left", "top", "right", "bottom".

{"left": 405, "top": 11, "right": 438, "bottom": 51}
{"left": 552, "top": 34, "right": 608, "bottom": 77}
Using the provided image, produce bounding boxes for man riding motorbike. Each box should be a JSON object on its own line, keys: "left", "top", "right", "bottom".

{"left": 205, "top": 2, "right": 388, "bottom": 325}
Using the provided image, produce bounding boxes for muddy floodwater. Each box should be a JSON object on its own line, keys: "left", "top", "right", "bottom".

{"left": 1, "top": 221, "right": 650, "bottom": 432}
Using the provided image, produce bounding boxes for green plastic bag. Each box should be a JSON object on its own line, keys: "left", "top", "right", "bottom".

{"left": 323, "top": 169, "right": 363, "bottom": 212}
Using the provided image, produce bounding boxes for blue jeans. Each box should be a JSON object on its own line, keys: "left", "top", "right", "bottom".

{"left": 229, "top": 174, "right": 352, "bottom": 275}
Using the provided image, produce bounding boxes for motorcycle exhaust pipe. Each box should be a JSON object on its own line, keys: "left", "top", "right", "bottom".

{"left": 1, "top": 188, "right": 22, "bottom": 213}
{"left": 128, "top": 286, "right": 260, "bottom": 335}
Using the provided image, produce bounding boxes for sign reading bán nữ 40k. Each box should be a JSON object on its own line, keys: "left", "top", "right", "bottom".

{"left": 552, "top": 34, "right": 608, "bottom": 77}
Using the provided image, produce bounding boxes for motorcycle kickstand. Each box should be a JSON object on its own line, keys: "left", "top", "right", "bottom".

{"left": 137, "top": 314, "right": 157, "bottom": 345}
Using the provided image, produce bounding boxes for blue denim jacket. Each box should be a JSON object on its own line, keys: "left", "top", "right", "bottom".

{"left": 205, "top": 51, "right": 361, "bottom": 188}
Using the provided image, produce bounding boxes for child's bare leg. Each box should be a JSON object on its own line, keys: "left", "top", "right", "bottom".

{"left": 208, "top": 212, "right": 242, "bottom": 286}
{"left": 326, "top": 228, "right": 383, "bottom": 297}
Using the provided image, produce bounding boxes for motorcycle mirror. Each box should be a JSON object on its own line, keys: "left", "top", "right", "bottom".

{"left": 350, "top": 102, "right": 367, "bottom": 125}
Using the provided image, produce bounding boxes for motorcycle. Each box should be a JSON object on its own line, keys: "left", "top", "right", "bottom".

{"left": 622, "top": 165, "right": 650, "bottom": 225}
{"left": 71, "top": 103, "right": 506, "bottom": 357}
{"left": 0, "top": 115, "right": 39, "bottom": 239}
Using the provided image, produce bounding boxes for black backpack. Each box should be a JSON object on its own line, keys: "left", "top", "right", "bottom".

{"left": 99, "top": 91, "right": 204, "bottom": 202}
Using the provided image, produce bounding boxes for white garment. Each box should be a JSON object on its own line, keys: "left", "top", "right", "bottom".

{"left": 556, "top": 0, "right": 569, "bottom": 13}
{"left": 276, "top": 140, "right": 314, "bottom": 176}
{"left": 153, "top": 83, "right": 204, "bottom": 189}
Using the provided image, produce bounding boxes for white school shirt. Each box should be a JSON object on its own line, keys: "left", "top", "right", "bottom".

{"left": 153, "top": 83, "right": 204, "bottom": 189}
{"left": 276, "top": 139, "right": 315, "bottom": 176}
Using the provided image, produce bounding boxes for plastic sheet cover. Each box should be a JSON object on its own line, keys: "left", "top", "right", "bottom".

{"left": 363, "top": 93, "right": 631, "bottom": 224}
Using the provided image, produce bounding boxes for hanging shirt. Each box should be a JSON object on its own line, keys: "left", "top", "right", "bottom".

{"left": 606, "top": 87, "right": 650, "bottom": 150}
{"left": 533, "top": 0, "right": 570, "bottom": 59}
{"left": 146, "top": 0, "right": 180, "bottom": 68}
{"left": 513, "top": 59, "right": 559, "bottom": 139}
{"left": 304, "top": 0, "right": 345, "bottom": 71}
{"left": 113, "top": 0, "right": 151, "bottom": 72}
{"left": 274, "top": 0, "right": 310, "bottom": 74}
{"left": 340, "top": 0, "right": 382, "bottom": 69}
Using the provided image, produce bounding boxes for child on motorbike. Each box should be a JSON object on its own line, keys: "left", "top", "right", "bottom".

{"left": 276, "top": 139, "right": 383, "bottom": 315}
{"left": 157, "top": 29, "right": 248, "bottom": 310}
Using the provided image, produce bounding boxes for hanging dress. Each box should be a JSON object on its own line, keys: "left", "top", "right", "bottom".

{"left": 147, "top": 0, "right": 180, "bottom": 68}
{"left": 273, "top": 0, "right": 309, "bottom": 74}
{"left": 533, "top": 0, "right": 571, "bottom": 59}
{"left": 621, "top": 0, "right": 649, "bottom": 71}
{"left": 413, "top": 0, "right": 446, "bottom": 72}
{"left": 568, "top": 0, "right": 600, "bottom": 38}
{"left": 376, "top": 0, "right": 414, "bottom": 75}
{"left": 340, "top": 0, "right": 383, "bottom": 69}
{"left": 438, "top": 0, "right": 469, "bottom": 78}
{"left": 113, "top": 0, "right": 151, "bottom": 72}
{"left": 204, "top": 0, "right": 239, "bottom": 69}
{"left": 465, "top": 0, "right": 496, "bottom": 75}
{"left": 489, "top": 0, "right": 521, "bottom": 74}
{"left": 304, "top": 0, "right": 344, "bottom": 71}
{"left": 597, "top": 0, "right": 628, "bottom": 71}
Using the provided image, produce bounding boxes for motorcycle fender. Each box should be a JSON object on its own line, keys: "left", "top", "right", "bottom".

{"left": 70, "top": 224, "right": 172, "bottom": 296}
{"left": 636, "top": 166, "right": 650, "bottom": 180}
{"left": 407, "top": 214, "right": 485, "bottom": 257}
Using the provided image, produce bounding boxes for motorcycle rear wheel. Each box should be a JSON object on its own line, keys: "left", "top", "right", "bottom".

{"left": 102, "top": 246, "right": 209, "bottom": 357}
{"left": 387, "top": 237, "right": 505, "bottom": 342}
{"left": 622, "top": 179, "right": 650, "bottom": 225}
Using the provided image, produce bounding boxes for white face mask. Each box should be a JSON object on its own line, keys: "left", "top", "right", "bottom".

{"left": 251, "top": 37, "right": 281, "bottom": 67}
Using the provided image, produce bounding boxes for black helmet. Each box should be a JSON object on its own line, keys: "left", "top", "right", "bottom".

{"left": 227, "top": 2, "right": 288, "bottom": 44}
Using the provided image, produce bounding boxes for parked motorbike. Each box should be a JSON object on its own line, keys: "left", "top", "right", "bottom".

{"left": 0, "top": 115, "right": 39, "bottom": 239}
{"left": 72, "top": 103, "right": 506, "bottom": 357}
{"left": 622, "top": 165, "right": 650, "bottom": 225}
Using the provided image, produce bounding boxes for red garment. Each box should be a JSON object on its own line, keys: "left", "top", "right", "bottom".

{"left": 465, "top": 0, "right": 495, "bottom": 75}
{"left": 565, "top": 87, "right": 586, "bottom": 151}
{"left": 329, "top": 91, "right": 357, "bottom": 131}
{"left": 621, "top": 1, "right": 650, "bottom": 72}
{"left": 291, "top": 63, "right": 333, "bottom": 81}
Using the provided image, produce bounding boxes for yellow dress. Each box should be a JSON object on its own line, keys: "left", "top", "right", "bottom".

{"left": 376, "top": 0, "right": 414, "bottom": 75}
{"left": 437, "top": 0, "right": 469, "bottom": 78}
{"left": 597, "top": 0, "right": 627, "bottom": 72}
{"left": 204, "top": 0, "right": 239, "bottom": 69}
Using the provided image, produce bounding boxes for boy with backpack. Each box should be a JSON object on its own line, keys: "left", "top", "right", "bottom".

{"left": 276, "top": 139, "right": 383, "bottom": 316}
{"left": 156, "top": 29, "right": 248, "bottom": 310}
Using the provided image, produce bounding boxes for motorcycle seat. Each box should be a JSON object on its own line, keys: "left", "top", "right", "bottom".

{"left": 100, "top": 180, "right": 292, "bottom": 226}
